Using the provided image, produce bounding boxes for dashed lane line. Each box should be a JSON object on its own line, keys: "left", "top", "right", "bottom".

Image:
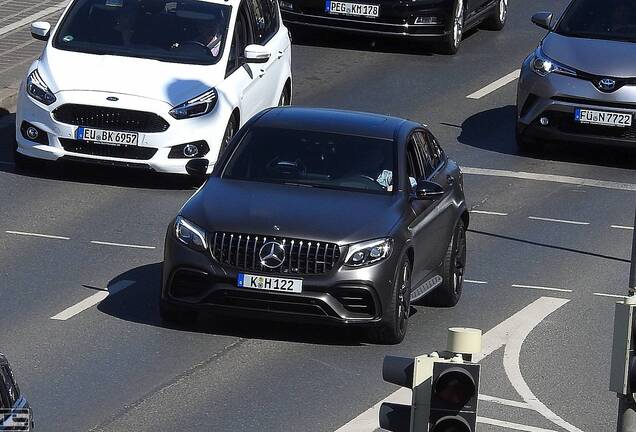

{"left": 6, "top": 230, "right": 70, "bottom": 240}
{"left": 466, "top": 70, "right": 521, "bottom": 99}
{"left": 528, "top": 216, "right": 590, "bottom": 226}
{"left": 477, "top": 417, "right": 558, "bottom": 432}
{"left": 50, "top": 280, "right": 133, "bottom": 321}
{"left": 90, "top": 240, "right": 156, "bottom": 250}
{"left": 511, "top": 284, "right": 573, "bottom": 293}
{"left": 611, "top": 225, "right": 635, "bottom": 231}
{"left": 593, "top": 293, "right": 628, "bottom": 299}
{"left": 465, "top": 279, "right": 488, "bottom": 284}
{"left": 0, "top": 0, "right": 68, "bottom": 37}
{"left": 471, "top": 210, "right": 509, "bottom": 216}
{"left": 462, "top": 166, "right": 636, "bottom": 192}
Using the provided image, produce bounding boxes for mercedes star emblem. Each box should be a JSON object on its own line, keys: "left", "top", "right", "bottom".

{"left": 259, "top": 241, "right": 285, "bottom": 268}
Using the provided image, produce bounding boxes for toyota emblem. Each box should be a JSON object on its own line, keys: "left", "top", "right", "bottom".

{"left": 598, "top": 78, "right": 616, "bottom": 91}
{"left": 259, "top": 241, "right": 285, "bottom": 268}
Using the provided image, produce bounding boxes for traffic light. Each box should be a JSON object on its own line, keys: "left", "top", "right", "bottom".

{"left": 610, "top": 296, "right": 636, "bottom": 397}
{"left": 428, "top": 360, "right": 480, "bottom": 432}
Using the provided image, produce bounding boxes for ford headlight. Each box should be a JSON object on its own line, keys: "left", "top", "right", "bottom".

{"left": 345, "top": 238, "right": 393, "bottom": 267}
{"left": 169, "top": 88, "right": 218, "bottom": 119}
{"left": 175, "top": 216, "right": 208, "bottom": 251}
{"left": 26, "top": 69, "right": 56, "bottom": 105}
{"left": 531, "top": 46, "right": 576, "bottom": 78}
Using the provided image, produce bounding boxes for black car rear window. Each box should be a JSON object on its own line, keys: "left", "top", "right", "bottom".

{"left": 556, "top": 0, "right": 636, "bottom": 42}
{"left": 223, "top": 128, "right": 396, "bottom": 194}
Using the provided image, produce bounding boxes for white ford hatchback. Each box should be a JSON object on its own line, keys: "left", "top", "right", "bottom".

{"left": 16, "top": 0, "right": 291, "bottom": 174}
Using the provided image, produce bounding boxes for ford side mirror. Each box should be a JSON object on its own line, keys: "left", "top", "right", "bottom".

{"left": 415, "top": 179, "right": 444, "bottom": 200}
{"left": 531, "top": 12, "right": 553, "bottom": 30}
{"left": 31, "top": 21, "right": 51, "bottom": 41}
{"left": 244, "top": 44, "right": 271, "bottom": 64}
{"left": 185, "top": 158, "right": 209, "bottom": 178}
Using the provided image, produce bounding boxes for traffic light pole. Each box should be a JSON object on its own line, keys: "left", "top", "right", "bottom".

{"left": 617, "top": 208, "right": 636, "bottom": 432}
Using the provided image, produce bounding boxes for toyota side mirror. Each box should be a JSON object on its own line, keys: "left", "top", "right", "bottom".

{"left": 185, "top": 158, "right": 209, "bottom": 178}
{"left": 531, "top": 12, "right": 553, "bottom": 30}
{"left": 31, "top": 21, "right": 51, "bottom": 41}
{"left": 244, "top": 44, "right": 271, "bottom": 64}
{"left": 415, "top": 179, "right": 444, "bottom": 200}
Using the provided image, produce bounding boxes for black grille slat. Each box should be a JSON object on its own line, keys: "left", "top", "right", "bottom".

{"left": 53, "top": 104, "right": 170, "bottom": 133}
{"left": 59, "top": 138, "right": 158, "bottom": 160}
{"left": 211, "top": 232, "right": 340, "bottom": 275}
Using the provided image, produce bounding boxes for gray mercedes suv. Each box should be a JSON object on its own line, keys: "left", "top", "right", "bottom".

{"left": 516, "top": 0, "right": 636, "bottom": 151}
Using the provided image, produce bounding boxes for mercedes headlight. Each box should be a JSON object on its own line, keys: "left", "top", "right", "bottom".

{"left": 531, "top": 46, "right": 577, "bottom": 78}
{"left": 175, "top": 216, "right": 208, "bottom": 251}
{"left": 169, "top": 88, "right": 218, "bottom": 119}
{"left": 345, "top": 238, "right": 393, "bottom": 267}
{"left": 26, "top": 69, "right": 56, "bottom": 105}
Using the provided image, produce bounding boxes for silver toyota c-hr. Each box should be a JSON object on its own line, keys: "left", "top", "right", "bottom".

{"left": 516, "top": 0, "right": 636, "bottom": 152}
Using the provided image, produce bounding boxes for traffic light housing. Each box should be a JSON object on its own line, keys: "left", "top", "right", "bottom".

{"left": 429, "top": 361, "right": 480, "bottom": 432}
{"left": 610, "top": 297, "right": 636, "bottom": 396}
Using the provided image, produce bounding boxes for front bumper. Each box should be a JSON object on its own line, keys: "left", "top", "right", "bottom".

{"left": 281, "top": 0, "right": 453, "bottom": 37}
{"left": 15, "top": 87, "right": 231, "bottom": 174}
{"left": 161, "top": 233, "right": 401, "bottom": 325}
{"left": 517, "top": 60, "right": 636, "bottom": 149}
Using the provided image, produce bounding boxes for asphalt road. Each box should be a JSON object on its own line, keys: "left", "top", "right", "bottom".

{"left": 0, "top": 0, "right": 635, "bottom": 431}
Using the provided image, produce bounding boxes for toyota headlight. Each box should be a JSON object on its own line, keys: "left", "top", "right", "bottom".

{"left": 175, "top": 216, "right": 208, "bottom": 251}
{"left": 531, "top": 46, "right": 576, "bottom": 78}
{"left": 26, "top": 69, "right": 56, "bottom": 105}
{"left": 169, "top": 88, "right": 218, "bottom": 119}
{"left": 345, "top": 238, "right": 393, "bottom": 267}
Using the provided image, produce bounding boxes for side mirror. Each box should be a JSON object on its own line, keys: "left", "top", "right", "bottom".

{"left": 185, "top": 158, "right": 209, "bottom": 178}
{"left": 415, "top": 179, "right": 444, "bottom": 200}
{"left": 244, "top": 44, "right": 271, "bottom": 64}
{"left": 531, "top": 12, "right": 553, "bottom": 30}
{"left": 31, "top": 21, "right": 51, "bottom": 41}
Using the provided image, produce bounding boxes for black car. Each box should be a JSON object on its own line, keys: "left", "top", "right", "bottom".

{"left": 0, "top": 354, "right": 32, "bottom": 431}
{"left": 161, "top": 107, "right": 469, "bottom": 344}
{"left": 280, "top": 0, "right": 508, "bottom": 54}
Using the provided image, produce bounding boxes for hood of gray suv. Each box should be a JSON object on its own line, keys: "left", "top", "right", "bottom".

{"left": 543, "top": 32, "right": 636, "bottom": 78}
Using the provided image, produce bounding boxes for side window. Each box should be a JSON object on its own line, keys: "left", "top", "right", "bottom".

{"left": 406, "top": 135, "right": 424, "bottom": 190}
{"left": 424, "top": 131, "right": 445, "bottom": 170}
{"left": 413, "top": 132, "right": 434, "bottom": 178}
{"left": 226, "top": 4, "right": 253, "bottom": 76}
{"left": 247, "top": 0, "right": 278, "bottom": 44}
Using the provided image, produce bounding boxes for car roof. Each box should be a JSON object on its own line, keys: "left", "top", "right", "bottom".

{"left": 254, "top": 107, "right": 415, "bottom": 141}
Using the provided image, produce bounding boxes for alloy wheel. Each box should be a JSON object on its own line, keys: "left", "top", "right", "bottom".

{"left": 499, "top": 0, "right": 508, "bottom": 23}
{"left": 396, "top": 262, "right": 411, "bottom": 333}
{"left": 453, "top": 0, "right": 464, "bottom": 47}
{"left": 452, "top": 228, "right": 466, "bottom": 295}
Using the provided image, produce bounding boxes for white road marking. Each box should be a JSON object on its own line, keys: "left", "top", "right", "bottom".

{"left": 593, "top": 293, "right": 628, "bottom": 299}
{"left": 6, "top": 230, "right": 70, "bottom": 240}
{"left": 466, "top": 70, "right": 521, "bottom": 99}
{"left": 528, "top": 216, "right": 590, "bottom": 226}
{"left": 50, "top": 280, "right": 133, "bottom": 321}
{"left": 465, "top": 279, "right": 488, "bottom": 285}
{"left": 511, "top": 284, "right": 573, "bottom": 293}
{"left": 479, "top": 394, "right": 531, "bottom": 410}
{"left": 611, "top": 225, "right": 635, "bottom": 231}
{"left": 471, "top": 210, "right": 509, "bottom": 216}
{"left": 0, "top": 0, "right": 68, "bottom": 37}
{"left": 477, "top": 417, "right": 558, "bottom": 432}
{"left": 90, "top": 240, "right": 156, "bottom": 250}
{"left": 502, "top": 299, "right": 583, "bottom": 432}
{"left": 462, "top": 166, "right": 636, "bottom": 192}
{"left": 334, "top": 297, "right": 570, "bottom": 432}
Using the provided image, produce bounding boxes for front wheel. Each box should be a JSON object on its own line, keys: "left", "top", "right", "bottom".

{"left": 220, "top": 114, "right": 238, "bottom": 154}
{"left": 368, "top": 255, "right": 411, "bottom": 345}
{"left": 482, "top": 0, "right": 508, "bottom": 30}
{"left": 278, "top": 85, "right": 291, "bottom": 107}
{"left": 426, "top": 220, "right": 466, "bottom": 307}
{"left": 438, "top": 0, "right": 464, "bottom": 55}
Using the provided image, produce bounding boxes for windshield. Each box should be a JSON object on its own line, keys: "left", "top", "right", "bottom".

{"left": 223, "top": 128, "right": 396, "bottom": 194}
{"left": 53, "top": 0, "right": 231, "bottom": 65}
{"left": 556, "top": 0, "right": 636, "bottom": 43}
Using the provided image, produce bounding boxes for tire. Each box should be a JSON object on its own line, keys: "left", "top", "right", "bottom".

{"left": 426, "top": 220, "right": 466, "bottom": 307}
{"left": 159, "top": 300, "right": 198, "bottom": 326}
{"left": 482, "top": 0, "right": 508, "bottom": 31}
{"left": 368, "top": 255, "right": 412, "bottom": 345}
{"left": 278, "top": 84, "right": 291, "bottom": 107}
{"left": 220, "top": 113, "right": 238, "bottom": 154}
{"left": 438, "top": 0, "right": 464, "bottom": 55}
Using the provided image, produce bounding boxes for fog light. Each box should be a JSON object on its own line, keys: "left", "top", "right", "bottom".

{"left": 540, "top": 117, "right": 549, "bottom": 126}
{"left": 183, "top": 143, "right": 199, "bottom": 158}
{"left": 280, "top": 1, "right": 293, "bottom": 9}
{"left": 26, "top": 127, "right": 39, "bottom": 140}
{"left": 414, "top": 16, "right": 440, "bottom": 25}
